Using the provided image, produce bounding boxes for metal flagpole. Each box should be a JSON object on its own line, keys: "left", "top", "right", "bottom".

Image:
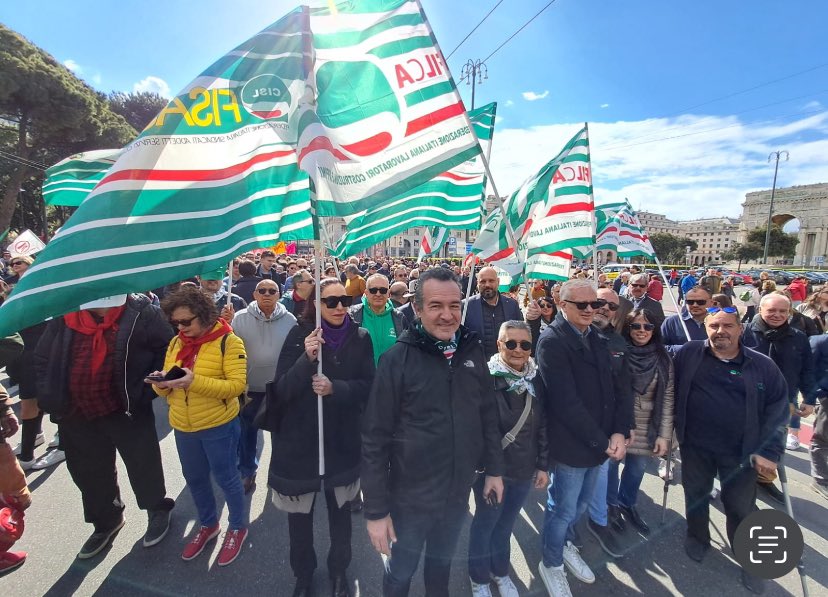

{"left": 461, "top": 258, "right": 477, "bottom": 324}
{"left": 660, "top": 435, "right": 674, "bottom": 525}
{"left": 778, "top": 461, "right": 810, "bottom": 596}
{"left": 313, "top": 238, "right": 325, "bottom": 476}
{"left": 654, "top": 255, "right": 691, "bottom": 341}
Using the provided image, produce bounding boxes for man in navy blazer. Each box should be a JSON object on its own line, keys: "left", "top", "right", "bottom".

{"left": 462, "top": 266, "right": 523, "bottom": 358}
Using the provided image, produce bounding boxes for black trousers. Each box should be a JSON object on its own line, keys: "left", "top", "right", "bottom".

{"left": 680, "top": 443, "right": 757, "bottom": 547}
{"left": 383, "top": 497, "right": 469, "bottom": 597}
{"left": 287, "top": 488, "right": 352, "bottom": 582}
{"left": 59, "top": 408, "right": 168, "bottom": 532}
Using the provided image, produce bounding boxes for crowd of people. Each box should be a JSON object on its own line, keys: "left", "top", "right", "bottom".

{"left": 0, "top": 251, "right": 826, "bottom": 597}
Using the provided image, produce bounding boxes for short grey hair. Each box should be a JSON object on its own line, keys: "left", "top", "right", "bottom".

{"left": 498, "top": 320, "right": 532, "bottom": 341}
{"left": 344, "top": 264, "right": 360, "bottom": 275}
{"left": 761, "top": 291, "right": 792, "bottom": 309}
{"left": 366, "top": 273, "right": 389, "bottom": 287}
{"left": 630, "top": 273, "right": 648, "bottom": 286}
{"left": 560, "top": 279, "right": 596, "bottom": 302}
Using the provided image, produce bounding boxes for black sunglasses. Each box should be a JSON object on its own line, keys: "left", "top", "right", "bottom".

{"left": 503, "top": 339, "right": 532, "bottom": 351}
{"left": 538, "top": 300, "right": 554, "bottom": 308}
{"left": 170, "top": 316, "right": 197, "bottom": 327}
{"left": 256, "top": 288, "right": 278, "bottom": 295}
{"left": 368, "top": 287, "right": 388, "bottom": 295}
{"left": 629, "top": 283, "right": 647, "bottom": 288}
{"left": 685, "top": 299, "right": 708, "bottom": 306}
{"left": 564, "top": 299, "right": 606, "bottom": 311}
{"left": 321, "top": 295, "right": 353, "bottom": 309}
{"left": 629, "top": 322, "right": 655, "bottom": 331}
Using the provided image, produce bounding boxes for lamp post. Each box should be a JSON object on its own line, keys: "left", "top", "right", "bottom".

{"left": 762, "top": 150, "right": 789, "bottom": 266}
{"left": 460, "top": 59, "right": 487, "bottom": 250}
{"left": 685, "top": 245, "right": 691, "bottom": 269}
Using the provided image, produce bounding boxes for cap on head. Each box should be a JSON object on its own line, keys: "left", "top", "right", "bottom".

{"left": 200, "top": 268, "right": 226, "bottom": 281}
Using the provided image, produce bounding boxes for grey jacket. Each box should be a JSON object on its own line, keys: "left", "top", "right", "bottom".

{"left": 232, "top": 302, "right": 297, "bottom": 391}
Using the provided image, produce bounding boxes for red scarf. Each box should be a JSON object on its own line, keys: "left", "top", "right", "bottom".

{"left": 175, "top": 318, "right": 232, "bottom": 369}
{"left": 64, "top": 305, "right": 126, "bottom": 374}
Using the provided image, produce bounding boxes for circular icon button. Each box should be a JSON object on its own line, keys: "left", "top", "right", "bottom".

{"left": 733, "top": 509, "right": 804, "bottom": 579}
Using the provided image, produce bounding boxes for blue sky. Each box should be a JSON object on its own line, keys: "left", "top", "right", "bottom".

{"left": 3, "top": 0, "right": 828, "bottom": 222}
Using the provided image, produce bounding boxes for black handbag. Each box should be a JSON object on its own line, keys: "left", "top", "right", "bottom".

{"left": 252, "top": 380, "right": 284, "bottom": 431}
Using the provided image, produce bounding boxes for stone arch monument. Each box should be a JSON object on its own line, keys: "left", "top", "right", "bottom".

{"left": 739, "top": 183, "right": 828, "bottom": 266}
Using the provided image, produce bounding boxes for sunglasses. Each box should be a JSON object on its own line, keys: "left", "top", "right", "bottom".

{"left": 685, "top": 299, "right": 708, "bottom": 306}
{"left": 707, "top": 306, "right": 738, "bottom": 314}
{"left": 538, "top": 301, "right": 554, "bottom": 308}
{"left": 320, "top": 295, "right": 354, "bottom": 309}
{"left": 170, "top": 316, "right": 197, "bottom": 327}
{"left": 256, "top": 288, "right": 278, "bottom": 295}
{"left": 630, "top": 283, "right": 647, "bottom": 288}
{"left": 629, "top": 323, "right": 655, "bottom": 331}
{"left": 564, "top": 299, "right": 607, "bottom": 311}
{"left": 10, "top": 262, "right": 24, "bottom": 266}
{"left": 598, "top": 302, "right": 620, "bottom": 312}
{"left": 368, "top": 287, "right": 389, "bottom": 295}
{"left": 503, "top": 339, "right": 532, "bottom": 351}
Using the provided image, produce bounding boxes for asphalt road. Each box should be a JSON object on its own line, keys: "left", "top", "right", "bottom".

{"left": 2, "top": 290, "right": 827, "bottom": 597}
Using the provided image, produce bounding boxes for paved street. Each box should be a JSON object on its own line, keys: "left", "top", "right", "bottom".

{"left": 1, "top": 289, "right": 826, "bottom": 597}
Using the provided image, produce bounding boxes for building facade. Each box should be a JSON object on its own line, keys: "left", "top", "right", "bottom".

{"left": 637, "top": 211, "right": 681, "bottom": 236}
{"left": 678, "top": 217, "right": 741, "bottom": 266}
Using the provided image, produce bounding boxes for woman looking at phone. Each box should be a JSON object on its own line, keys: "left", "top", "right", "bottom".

{"left": 268, "top": 278, "right": 375, "bottom": 597}
{"left": 150, "top": 285, "right": 248, "bottom": 566}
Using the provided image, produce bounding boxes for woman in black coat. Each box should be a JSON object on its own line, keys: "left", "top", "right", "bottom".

{"left": 268, "top": 277, "right": 375, "bottom": 597}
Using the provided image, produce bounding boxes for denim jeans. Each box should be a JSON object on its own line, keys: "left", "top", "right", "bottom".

{"left": 237, "top": 392, "right": 264, "bottom": 478}
{"left": 587, "top": 460, "right": 610, "bottom": 526}
{"left": 175, "top": 418, "right": 247, "bottom": 530}
{"left": 468, "top": 476, "right": 532, "bottom": 583}
{"left": 542, "top": 463, "right": 601, "bottom": 567}
{"left": 615, "top": 454, "right": 650, "bottom": 508}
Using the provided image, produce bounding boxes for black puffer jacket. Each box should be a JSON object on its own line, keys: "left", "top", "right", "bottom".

{"left": 267, "top": 319, "right": 375, "bottom": 496}
{"left": 491, "top": 376, "right": 548, "bottom": 482}
{"left": 34, "top": 293, "right": 174, "bottom": 418}
{"left": 361, "top": 324, "right": 505, "bottom": 520}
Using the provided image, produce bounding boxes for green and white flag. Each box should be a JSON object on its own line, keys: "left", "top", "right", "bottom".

{"left": 524, "top": 251, "right": 573, "bottom": 282}
{"left": 597, "top": 200, "right": 655, "bottom": 258}
{"left": 331, "top": 102, "right": 496, "bottom": 259}
{"left": 42, "top": 149, "right": 122, "bottom": 207}
{"left": 417, "top": 226, "right": 450, "bottom": 260}
{"left": 298, "top": 0, "right": 481, "bottom": 216}
{"left": 0, "top": 8, "right": 314, "bottom": 336}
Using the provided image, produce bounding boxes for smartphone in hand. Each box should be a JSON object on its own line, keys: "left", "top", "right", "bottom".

{"left": 145, "top": 366, "right": 186, "bottom": 383}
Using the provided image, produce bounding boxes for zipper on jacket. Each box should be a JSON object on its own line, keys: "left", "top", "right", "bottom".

{"left": 123, "top": 309, "right": 140, "bottom": 418}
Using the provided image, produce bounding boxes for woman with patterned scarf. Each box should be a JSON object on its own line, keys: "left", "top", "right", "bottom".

{"left": 468, "top": 320, "right": 548, "bottom": 597}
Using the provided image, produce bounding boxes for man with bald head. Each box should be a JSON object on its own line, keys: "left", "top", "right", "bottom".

{"left": 463, "top": 266, "right": 523, "bottom": 358}
{"left": 673, "top": 306, "right": 789, "bottom": 594}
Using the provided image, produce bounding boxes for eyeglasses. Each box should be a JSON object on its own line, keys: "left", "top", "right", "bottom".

{"left": 685, "top": 299, "right": 708, "bottom": 306}
{"left": 597, "top": 301, "right": 620, "bottom": 312}
{"left": 630, "top": 284, "right": 647, "bottom": 288}
{"left": 503, "top": 339, "right": 532, "bottom": 351}
{"left": 368, "top": 287, "right": 389, "bottom": 295}
{"left": 629, "top": 323, "right": 655, "bottom": 331}
{"left": 707, "top": 306, "right": 738, "bottom": 314}
{"left": 256, "top": 288, "right": 278, "bottom": 295}
{"left": 563, "top": 299, "right": 606, "bottom": 311}
{"left": 10, "top": 262, "right": 24, "bottom": 267}
{"left": 320, "top": 295, "right": 354, "bottom": 309}
{"left": 170, "top": 316, "right": 197, "bottom": 327}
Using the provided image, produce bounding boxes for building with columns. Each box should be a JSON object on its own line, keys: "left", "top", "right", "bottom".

{"left": 679, "top": 217, "right": 741, "bottom": 266}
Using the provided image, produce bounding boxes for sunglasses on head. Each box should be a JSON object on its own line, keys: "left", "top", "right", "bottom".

{"left": 320, "top": 295, "right": 353, "bottom": 309}
{"left": 564, "top": 299, "right": 606, "bottom": 311}
{"left": 707, "top": 306, "right": 738, "bottom": 314}
{"left": 256, "top": 288, "right": 278, "bottom": 295}
{"left": 368, "top": 287, "right": 388, "bottom": 295}
{"left": 503, "top": 339, "right": 532, "bottom": 351}
{"left": 170, "top": 316, "right": 197, "bottom": 327}
{"left": 685, "top": 299, "right": 708, "bottom": 306}
{"left": 629, "top": 322, "right": 655, "bottom": 331}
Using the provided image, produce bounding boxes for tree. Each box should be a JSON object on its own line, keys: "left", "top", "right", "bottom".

{"left": 649, "top": 233, "right": 698, "bottom": 264}
{"left": 746, "top": 225, "right": 799, "bottom": 260}
{"left": 108, "top": 91, "right": 168, "bottom": 132}
{"left": 0, "top": 24, "right": 135, "bottom": 236}
{"left": 721, "top": 241, "right": 763, "bottom": 270}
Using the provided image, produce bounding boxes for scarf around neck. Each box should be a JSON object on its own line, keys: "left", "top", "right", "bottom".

{"left": 321, "top": 315, "right": 351, "bottom": 353}
{"left": 415, "top": 320, "right": 458, "bottom": 360}
{"left": 487, "top": 353, "right": 537, "bottom": 396}
{"left": 627, "top": 342, "right": 667, "bottom": 396}
{"left": 64, "top": 305, "right": 126, "bottom": 374}
{"left": 176, "top": 318, "right": 232, "bottom": 369}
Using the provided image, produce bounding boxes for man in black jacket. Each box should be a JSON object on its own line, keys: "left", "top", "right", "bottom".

{"left": 674, "top": 307, "right": 789, "bottom": 594}
{"left": 536, "top": 280, "right": 632, "bottom": 596}
{"left": 463, "top": 266, "right": 523, "bottom": 358}
{"left": 627, "top": 273, "right": 665, "bottom": 326}
{"left": 741, "top": 292, "right": 816, "bottom": 502}
{"left": 362, "top": 267, "right": 504, "bottom": 597}
{"left": 33, "top": 294, "right": 176, "bottom": 560}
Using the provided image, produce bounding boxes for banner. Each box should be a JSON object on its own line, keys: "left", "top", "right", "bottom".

{"left": 418, "top": 226, "right": 450, "bottom": 260}
{"left": 42, "top": 149, "right": 122, "bottom": 207}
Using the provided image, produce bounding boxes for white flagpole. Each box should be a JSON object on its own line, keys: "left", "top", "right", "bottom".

{"left": 461, "top": 257, "right": 476, "bottom": 324}
{"left": 313, "top": 238, "right": 325, "bottom": 476}
{"left": 225, "top": 260, "right": 233, "bottom": 307}
{"left": 584, "top": 123, "right": 599, "bottom": 292}
{"left": 654, "top": 255, "right": 691, "bottom": 342}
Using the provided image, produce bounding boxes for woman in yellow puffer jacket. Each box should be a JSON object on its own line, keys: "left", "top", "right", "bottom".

{"left": 150, "top": 286, "right": 248, "bottom": 567}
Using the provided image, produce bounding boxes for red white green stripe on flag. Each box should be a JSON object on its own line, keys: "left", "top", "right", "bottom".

{"left": 597, "top": 200, "right": 655, "bottom": 258}
{"left": 418, "top": 226, "right": 450, "bottom": 260}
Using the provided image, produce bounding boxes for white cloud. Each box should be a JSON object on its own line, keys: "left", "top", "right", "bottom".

{"left": 521, "top": 90, "right": 549, "bottom": 101}
{"left": 91, "top": 73, "right": 102, "bottom": 86}
{"left": 600, "top": 103, "right": 610, "bottom": 109}
{"left": 63, "top": 59, "right": 82, "bottom": 73}
{"left": 134, "top": 76, "right": 171, "bottom": 98}
{"left": 804, "top": 100, "right": 823, "bottom": 111}
{"left": 504, "top": 100, "right": 514, "bottom": 108}
{"left": 489, "top": 111, "right": 828, "bottom": 221}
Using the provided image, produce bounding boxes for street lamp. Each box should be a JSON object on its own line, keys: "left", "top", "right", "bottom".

{"left": 460, "top": 59, "right": 487, "bottom": 251}
{"left": 762, "top": 150, "right": 790, "bottom": 266}
{"left": 685, "top": 245, "right": 691, "bottom": 269}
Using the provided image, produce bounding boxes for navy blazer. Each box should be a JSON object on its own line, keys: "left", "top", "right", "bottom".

{"left": 462, "top": 293, "right": 522, "bottom": 338}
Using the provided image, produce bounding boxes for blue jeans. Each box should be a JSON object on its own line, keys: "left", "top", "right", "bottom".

{"left": 175, "top": 418, "right": 247, "bottom": 530}
{"left": 615, "top": 454, "right": 650, "bottom": 508}
{"left": 542, "top": 463, "right": 601, "bottom": 567}
{"left": 238, "top": 392, "right": 264, "bottom": 478}
{"left": 468, "top": 476, "right": 532, "bottom": 583}
{"left": 588, "top": 460, "right": 618, "bottom": 526}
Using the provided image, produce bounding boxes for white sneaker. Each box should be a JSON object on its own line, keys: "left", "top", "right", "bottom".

{"left": 470, "top": 579, "right": 493, "bottom": 597}
{"left": 17, "top": 457, "right": 36, "bottom": 471}
{"left": 32, "top": 449, "right": 66, "bottom": 470}
{"left": 48, "top": 433, "right": 60, "bottom": 449}
{"left": 786, "top": 434, "right": 800, "bottom": 451}
{"left": 493, "top": 575, "right": 519, "bottom": 597}
{"left": 658, "top": 458, "right": 674, "bottom": 481}
{"left": 12, "top": 432, "right": 45, "bottom": 455}
{"left": 537, "top": 562, "right": 573, "bottom": 597}
{"left": 562, "top": 541, "right": 595, "bottom": 584}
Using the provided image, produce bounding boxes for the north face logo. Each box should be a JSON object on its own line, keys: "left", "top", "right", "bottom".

{"left": 463, "top": 360, "right": 475, "bottom": 368}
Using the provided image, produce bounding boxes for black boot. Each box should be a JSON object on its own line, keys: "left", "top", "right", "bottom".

{"left": 619, "top": 505, "right": 650, "bottom": 535}
{"left": 291, "top": 577, "right": 312, "bottom": 597}
{"left": 331, "top": 574, "right": 351, "bottom": 597}
{"left": 608, "top": 504, "right": 626, "bottom": 533}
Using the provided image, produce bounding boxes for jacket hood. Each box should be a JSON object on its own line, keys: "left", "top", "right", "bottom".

{"left": 125, "top": 292, "right": 151, "bottom": 312}
{"left": 247, "top": 300, "right": 289, "bottom": 322}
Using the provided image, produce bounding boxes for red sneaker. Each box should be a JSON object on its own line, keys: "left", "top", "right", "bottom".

{"left": 0, "top": 551, "right": 26, "bottom": 575}
{"left": 217, "top": 528, "right": 248, "bottom": 567}
{"left": 181, "top": 524, "right": 220, "bottom": 561}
